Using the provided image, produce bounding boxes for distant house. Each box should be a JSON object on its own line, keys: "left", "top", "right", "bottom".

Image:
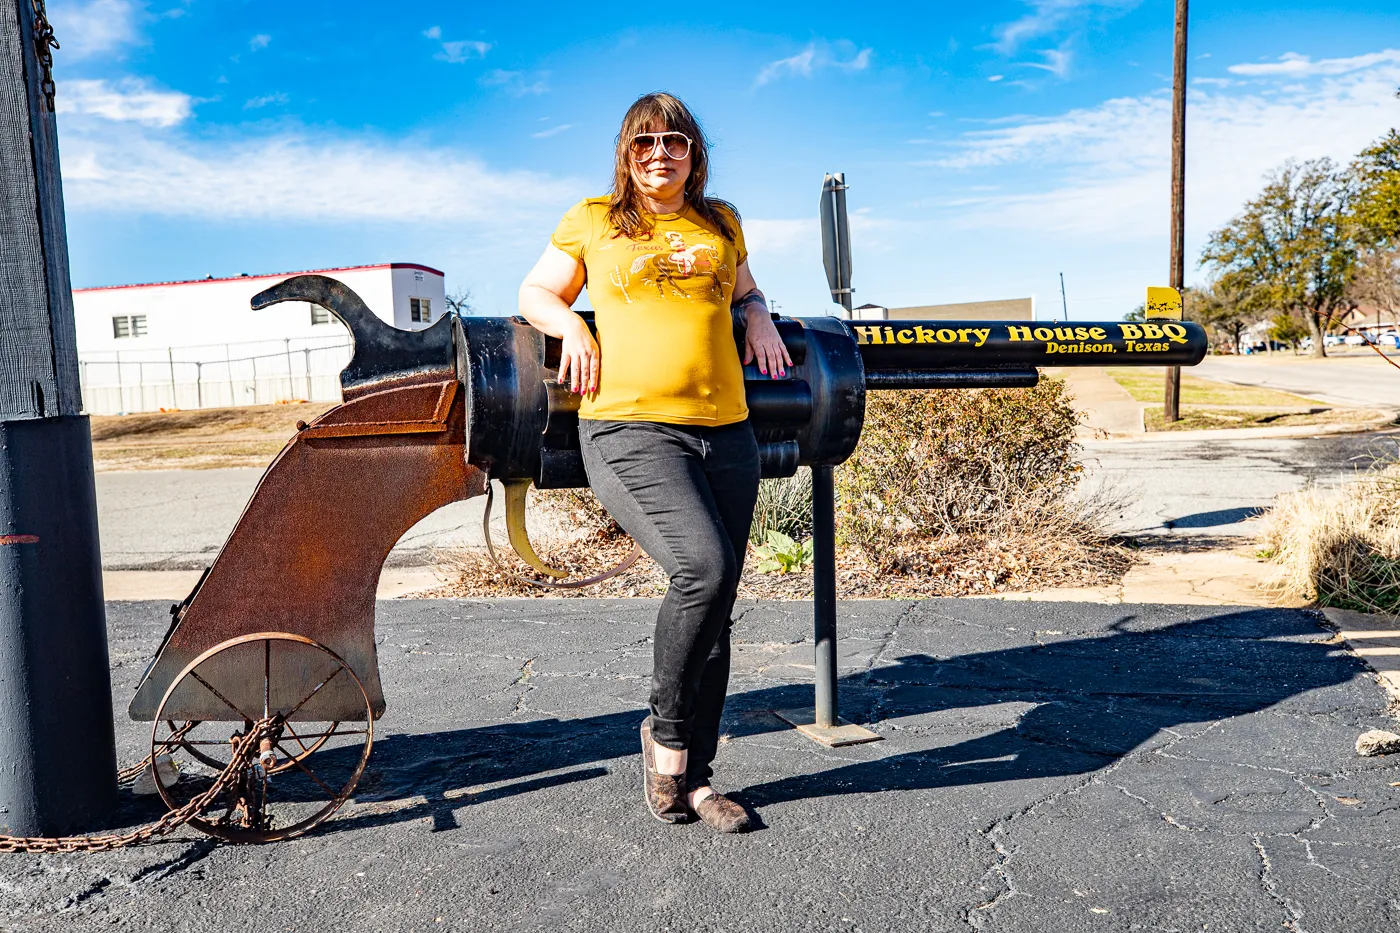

{"left": 72, "top": 262, "right": 446, "bottom": 414}
{"left": 841, "top": 298, "right": 1036, "bottom": 321}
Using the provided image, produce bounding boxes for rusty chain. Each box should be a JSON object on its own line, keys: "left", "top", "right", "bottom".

{"left": 0, "top": 722, "right": 268, "bottom": 854}
{"left": 29, "top": 0, "right": 59, "bottom": 112}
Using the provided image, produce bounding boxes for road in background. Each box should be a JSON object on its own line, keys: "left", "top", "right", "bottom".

{"left": 1193, "top": 353, "right": 1400, "bottom": 409}
{"left": 96, "top": 468, "right": 492, "bottom": 570}
{"left": 96, "top": 429, "right": 1400, "bottom": 570}
{"left": 1079, "top": 430, "right": 1400, "bottom": 540}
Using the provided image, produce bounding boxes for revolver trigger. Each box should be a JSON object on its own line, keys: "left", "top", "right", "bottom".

{"left": 502, "top": 479, "right": 569, "bottom": 579}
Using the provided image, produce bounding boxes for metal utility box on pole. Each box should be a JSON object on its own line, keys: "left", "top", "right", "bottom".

{"left": 774, "top": 174, "right": 879, "bottom": 747}
{"left": 0, "top": 0, "right": 118, "bottom": 834}
{"left": 1164, "top": 0, "right": 1188, "bottom": 422}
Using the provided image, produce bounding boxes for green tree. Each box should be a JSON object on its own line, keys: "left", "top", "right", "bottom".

{"left": 1186, "top": 280, "right": 1258, "bottom": 354}
{"left": 1201, "top": 159, "right": 1357, "bottom": 358}
{"left": 1268, "top": 312, "right": 1311, "bottom": 351}
{"left": 1351, "top": 129, "right": 1400, "bottom": 247}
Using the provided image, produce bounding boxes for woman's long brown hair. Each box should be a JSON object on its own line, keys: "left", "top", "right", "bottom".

{"left": 607, "top": 92, "right": 739, "bottom": 242}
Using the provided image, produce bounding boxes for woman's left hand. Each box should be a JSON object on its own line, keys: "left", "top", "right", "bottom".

{"left": 743, "top": 306, "right": 793, "bottom": 378}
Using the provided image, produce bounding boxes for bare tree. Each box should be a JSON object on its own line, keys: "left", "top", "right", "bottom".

{"left": 1348, "top": 245, "right": 1400, "bottom": 332}
{"left": 1201, "top": 159, "right": 1357, "bottom": 358}
{"left": 445, "top": 288, "right": 475, "bottom": 316}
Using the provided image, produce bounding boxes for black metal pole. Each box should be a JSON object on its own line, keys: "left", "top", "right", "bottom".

{"left": 811, "top": 464, "right": 838, "bottom": 728}
{"left": 0, "top": 0, "right": 118, "bottom": 835}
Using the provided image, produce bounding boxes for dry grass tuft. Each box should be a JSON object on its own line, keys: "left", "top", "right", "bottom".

{"left": 1259, "top": 465, "right": 1400, "bottom": 614}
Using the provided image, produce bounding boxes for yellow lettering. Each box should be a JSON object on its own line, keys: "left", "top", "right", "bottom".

{"left": 1033, "top": 327, "right": 1054, "bottom": 341}
{"left": 915, "top": 326, "right": 938, "bottom": 344}
{"left": 1142, "top": 323, "right": 1164, "bottom": 339}
{"left": 1089, "top": 327, "right": 1106, "bottom": 340}
{"left": 1074, "top": 326, "right": 1090, "bottom": 341}
{"left": 1046, "top": 342, "right": 1061, "bottom": 354}
{"left": 936, "top": 329, "right": 956, "bottom": 343}
{"left": 1162, "top": 323, "right": 1188, "bottom": 344}
{"left": 1052, "top": 327, "right": 1074, "bottom": 341}
{"left": 1007, "top": 326, "right": 1032, "bottom": 342}
{"left": 884, "top": 327, "right": 895, "bottom": 345}
{"left": 896, "top": 328, "right": 914, "bottom": 344}
{"left": 971, "top": 328, "right": 991, "bottom": 347}
{"left": 853, "top": 326, "right": 881, "bottom": 345}
{"left": 956, "top": 328, "right": 972, "bottom": 343}
{"left": 1120, "top": 323, "right": 1143, "bottom": 340}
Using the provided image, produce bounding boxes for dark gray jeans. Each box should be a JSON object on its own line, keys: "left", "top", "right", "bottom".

{"left": 578, "top": 418, "right": 760, "bottom": 784}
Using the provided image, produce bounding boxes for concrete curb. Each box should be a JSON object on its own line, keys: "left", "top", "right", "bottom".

{"left": 1090, "top": 410, "right": 1399, "bottom": 444}
{"left": 1321, "top": 606, "right": 1400, "bottom": 706}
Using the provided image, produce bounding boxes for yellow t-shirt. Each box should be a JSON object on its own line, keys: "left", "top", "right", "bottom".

{"left": 550, "top": 197, "right": 749, "bottom": 426}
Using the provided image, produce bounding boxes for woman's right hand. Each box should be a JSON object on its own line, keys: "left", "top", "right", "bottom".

{"left": 559, "top": 317, "right": 600, "bottom": 395}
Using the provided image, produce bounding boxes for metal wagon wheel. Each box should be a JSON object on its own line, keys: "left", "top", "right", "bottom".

{"left": 166, "top": 718, "right": 337, "bottom": 775}
{"left": 150, "top": 632, "right": 375, "bottom": 844}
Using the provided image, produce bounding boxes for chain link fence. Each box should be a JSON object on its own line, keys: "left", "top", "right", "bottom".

{"left": 78, "top": 336, "right": 352, "bottom": 414}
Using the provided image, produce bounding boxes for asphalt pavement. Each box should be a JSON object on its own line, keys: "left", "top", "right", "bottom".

{"left": 6, "top": 598, "right": 1397, "bottom": 932}
{"left": 95, "top": 468, "right": 494, "bottom": 570}
{"left": 1193, "top": 353, "right": 1400, "bottom": 409}
{"left": 1080, "top": 429, "right": 1400, "bottom": 540}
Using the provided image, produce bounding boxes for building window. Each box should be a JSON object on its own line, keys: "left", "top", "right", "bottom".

{"left": 310, "top": 304, "right": 330, "bottom": 325}
{"left": 112, "top": 315, "right": 147, "bottom": 338}
{"left": 410, "top": 297, "right": 432, "bottom": 323}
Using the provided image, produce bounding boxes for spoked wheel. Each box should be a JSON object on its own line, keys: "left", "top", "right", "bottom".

{"left": 166, "top": 718, "right": 337, "bottom": 775}
{"left": 150, "top": 632, "right": 374, "bottom": 843}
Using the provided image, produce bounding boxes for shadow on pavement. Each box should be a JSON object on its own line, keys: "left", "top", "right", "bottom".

{"left": 1162, "top": 507, "right": 1263, "bottom": 529}
{"left": 316, "top": 607, "right": 1361, "bottom": 834}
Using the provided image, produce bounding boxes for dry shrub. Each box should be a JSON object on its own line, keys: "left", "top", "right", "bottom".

{"left": 1259, "top": 465, "right": 1400, "bottom": 613}
{"left": 835, "top": 379, "right": 1127, "bottom": 590}
{"left": 750, "top": 469, "right": 813, "bottom": 544}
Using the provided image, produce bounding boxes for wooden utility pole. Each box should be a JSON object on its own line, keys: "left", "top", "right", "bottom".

{"left": 0, "top": 0, "right": 118, "bottom": 834}
{"left": 1164, "top": 0, "right": 1188, "bottom": 422}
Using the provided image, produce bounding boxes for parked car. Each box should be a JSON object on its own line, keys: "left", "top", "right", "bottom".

{"left": 1379, "top": 332, "right": 1400, "bottom": 349}
{"left": 1324, "top": 334, "right": 1345, "bottom": 347}
{"left": 1345, "top": 333, "right": 1369, "bottom": 346}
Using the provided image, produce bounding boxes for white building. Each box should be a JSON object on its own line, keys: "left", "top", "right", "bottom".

{"left": 73, "top": 263, "right": 446, "bottom": 414}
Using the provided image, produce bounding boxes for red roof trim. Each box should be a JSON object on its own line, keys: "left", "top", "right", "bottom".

{"left": 73, "top": 262, "right": 445, "bottom": 294}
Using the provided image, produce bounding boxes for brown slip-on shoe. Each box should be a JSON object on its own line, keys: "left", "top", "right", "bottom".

{"left": 691, "top": 786, "right": 752, "bottom": 834}
{"left": 640, "top": 720, "right": 690, "bottom": 824}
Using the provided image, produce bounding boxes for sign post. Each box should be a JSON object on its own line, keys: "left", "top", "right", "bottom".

{"left": 773, "top": 175, "right": 880, "bottom": 746}
{"left": 1164, "top": 0, "right": 1189, "bottom": 421}
{"left": 0, "top": 0, "right": 118, "bottom": 834}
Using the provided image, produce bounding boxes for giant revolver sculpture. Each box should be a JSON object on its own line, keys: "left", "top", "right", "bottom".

{"left": 126, "top": 274, "right": 1205, "bottom": 841}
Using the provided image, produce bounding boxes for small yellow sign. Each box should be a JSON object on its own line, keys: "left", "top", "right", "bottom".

{"left": 1146, "top": 286, "right": 1183, "bottom": 321}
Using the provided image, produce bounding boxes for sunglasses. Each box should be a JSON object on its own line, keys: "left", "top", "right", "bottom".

{"left": 629, "top": 131, "right": 692, "bottom": 162}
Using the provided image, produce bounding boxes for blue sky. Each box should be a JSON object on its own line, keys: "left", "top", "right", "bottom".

{"left": 52, "top": 0, "right": 1400, "bottom": 321}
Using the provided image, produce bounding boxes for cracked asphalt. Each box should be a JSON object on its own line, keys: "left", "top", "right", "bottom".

{"left": 7, "top": 598, "right": 1399, "bottom": 932}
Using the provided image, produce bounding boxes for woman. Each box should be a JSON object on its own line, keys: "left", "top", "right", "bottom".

{"left": 518, "top": 92, "right": 791, "bottom": 833}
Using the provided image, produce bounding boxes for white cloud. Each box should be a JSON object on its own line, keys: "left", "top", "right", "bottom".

{"left": 1025, "top": 46, "right": 1073, "bottom": 78}
{"left": 56, "top": 78, "right": 192, "bottom": 127}
{"left": 930, "top": 50, "right": 1400, "bottom": 243}
{"left": 48, "top": 0, "right": 140, "bottom": 58}
{"left": 249, "top": 34, "right": 271, "bottom": 51}
{"left": 754, "top": 41, "right": 872, "bottom": 87}
{"left": 244, "top": 92, "right": 288, "bottom": 110}
{"left": 480, "top": 69, "right": 548, "bottom": 96}
{"left": 531, "top": 124, "right": 573, "bottom": 139}
{"left": 992, "top": 0, "right": 1139, "bottom": 55}
{"left": 988, "top": 75, "right": 1005, "bottom": 82}
{"left": 1227, "top": 49, "right": 1400, "bottom": 78}
{"left": 424, "top": 28, "right": 491, "bottom": 63}
{"left": 59, "top": 122, "right": 578, "bottom": 227}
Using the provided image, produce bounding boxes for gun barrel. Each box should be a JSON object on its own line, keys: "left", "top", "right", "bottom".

{"left": 853, "top": 320, "right": 1207, "bottom": 372}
